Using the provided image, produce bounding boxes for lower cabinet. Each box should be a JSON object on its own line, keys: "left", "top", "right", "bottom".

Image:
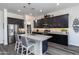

{"left": 41, "top": 35, "right": 68, "bottom": 54}
{"left": 32, "top": 32, "right": 68, "bottom": 46}
{"left": 42, "top": 40, "right": 48, "bottom": 53}
{"left": 48, "top": 34, "right": 68, "bottom": 46}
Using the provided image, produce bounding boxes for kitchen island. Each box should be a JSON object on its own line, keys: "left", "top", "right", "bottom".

{"left": 32, "top": 31, "right": 68, "bottom": 46}
{"left": 19, "top": 34, "right": 52, "bottom": 55}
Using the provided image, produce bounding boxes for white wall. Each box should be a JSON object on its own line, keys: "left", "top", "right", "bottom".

{"left": 47, "top": 5, "right": 79, "bottom": 46}
{"left": 0, "top": 10, "right": 3, "bottom": 44}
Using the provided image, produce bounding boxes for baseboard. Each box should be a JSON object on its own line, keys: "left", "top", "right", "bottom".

{"left": 68, "top": 43, "right": 79, "bottom": 47}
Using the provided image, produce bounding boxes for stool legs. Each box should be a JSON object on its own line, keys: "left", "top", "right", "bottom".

{"left": 15, "top": 41, "right": 22, "bottom": 54}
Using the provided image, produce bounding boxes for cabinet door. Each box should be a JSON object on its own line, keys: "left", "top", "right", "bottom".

{"left": 18, "top": 20, "right": 24, "bottom": 28}
{"left": 48, "top": 17, "right": 55, "bottom": 28}
{"left": 34, "top": 20, "right": 37, "bottom": 28}
{"left": 43, "top": 18, "right": 49, "bottom": 28}
{"left": 37, "top": 19, "right": 44, "bottom": 28}
{"left": 53, "top": 14, "right": 68, "bottom": 28}
{"left": 42, "top": 40, "right": 48, "bottom": 53}
{"left": 37, "top": 20, "right": 40, "bottom": 28}
{"left": 8, "top": 18, "right": 24, "bottom": 28}
{"left": 40, "top": 19, "right": 44, "bottom": 28}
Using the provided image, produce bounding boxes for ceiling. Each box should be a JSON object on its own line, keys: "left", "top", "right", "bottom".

{"left": 0, "top": 3, "right": 79, "bottom": 16}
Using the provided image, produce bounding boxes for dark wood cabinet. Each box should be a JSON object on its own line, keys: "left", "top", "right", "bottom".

{"left": 34, "top": 20, "right": 37, "bottom": 28}
{"left": 34, "top": 14, "right": 69, "bottom": 28}
{"left": 48, "top": 17, "right": 55, "bottom": 28}
{"left": 36, "top": 19, "right": 44, "bottom": 28}
{"left": 8, "top": 17, "right": 24, "bottom": 28}
{"left": 37, "top": 20, "right": 41, "bottom": 28}
{"left": 32, "top": 32, "right": 68, "bottom": 46}
{"left": 48, "top": 34, "right": 68, "bottom": 46}
{"left": 42, "top": 40, "right": 48, "bottom": 53}
{"left": 53, "top": 14, "right": 68, "bottom": 28}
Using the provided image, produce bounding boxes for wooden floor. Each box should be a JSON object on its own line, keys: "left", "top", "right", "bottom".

{"left": 47, "top": 42, "right": 79, "bottom": 55}
{"left": 0, "top": 44, "right": 16, "bottom": 55}
{"left": 0, "top": 42, "right": 79, "bottom": 55}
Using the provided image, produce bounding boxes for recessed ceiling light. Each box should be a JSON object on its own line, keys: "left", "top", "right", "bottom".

{"left": 17, "top": 10, "right": 21, "bottom": 12}
{"left": 57, "top": 3, "right": 60, "bottom": 6}
{"left": 28, "top": 3, "right": 31, "bottom": 5}
{"left": 40, "top": 10, "right": 43, "bottom": 12}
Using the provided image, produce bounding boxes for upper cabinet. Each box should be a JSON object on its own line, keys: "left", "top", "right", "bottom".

{"left": 53, "top": 14, "right": 68, "bottom": 28}
{"left": 34, "top": 20, "right": 37, "bottom": 28}
{"left": 48, "top": 17, "right": 55, "bottom": 28}
{"left": 8, "top": 17, "right": 24, "bottom": 28}
{"left": 37, "top": 19, "right": 44, "bottom": 28}
{"left": 34, "top": 14, "right": 69, "bottom": 28}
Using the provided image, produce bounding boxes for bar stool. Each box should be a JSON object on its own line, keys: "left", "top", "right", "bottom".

{"left": 15, "top": 34, "right": 22, "bottom": 54}
{"left": 20, "top": 36, "right": 35, "bottom": 55}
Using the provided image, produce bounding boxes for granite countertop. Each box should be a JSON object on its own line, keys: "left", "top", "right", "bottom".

{"left": 47, "top": 32, "right": 68, "bottom": 35}
{"left": 33, "top": 31, "right": 68, "bottom": 35}
{"left": 19, "top": 34, "right": 52, "bottom": 41}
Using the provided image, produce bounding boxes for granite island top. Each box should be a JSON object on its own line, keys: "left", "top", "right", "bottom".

{"left": 19, "top": 34, "right": 52, "bottom": 41}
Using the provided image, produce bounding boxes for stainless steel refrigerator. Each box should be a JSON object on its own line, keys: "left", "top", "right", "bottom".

{"left": 8, "top": 24, "right": 18, "bottom": 44}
